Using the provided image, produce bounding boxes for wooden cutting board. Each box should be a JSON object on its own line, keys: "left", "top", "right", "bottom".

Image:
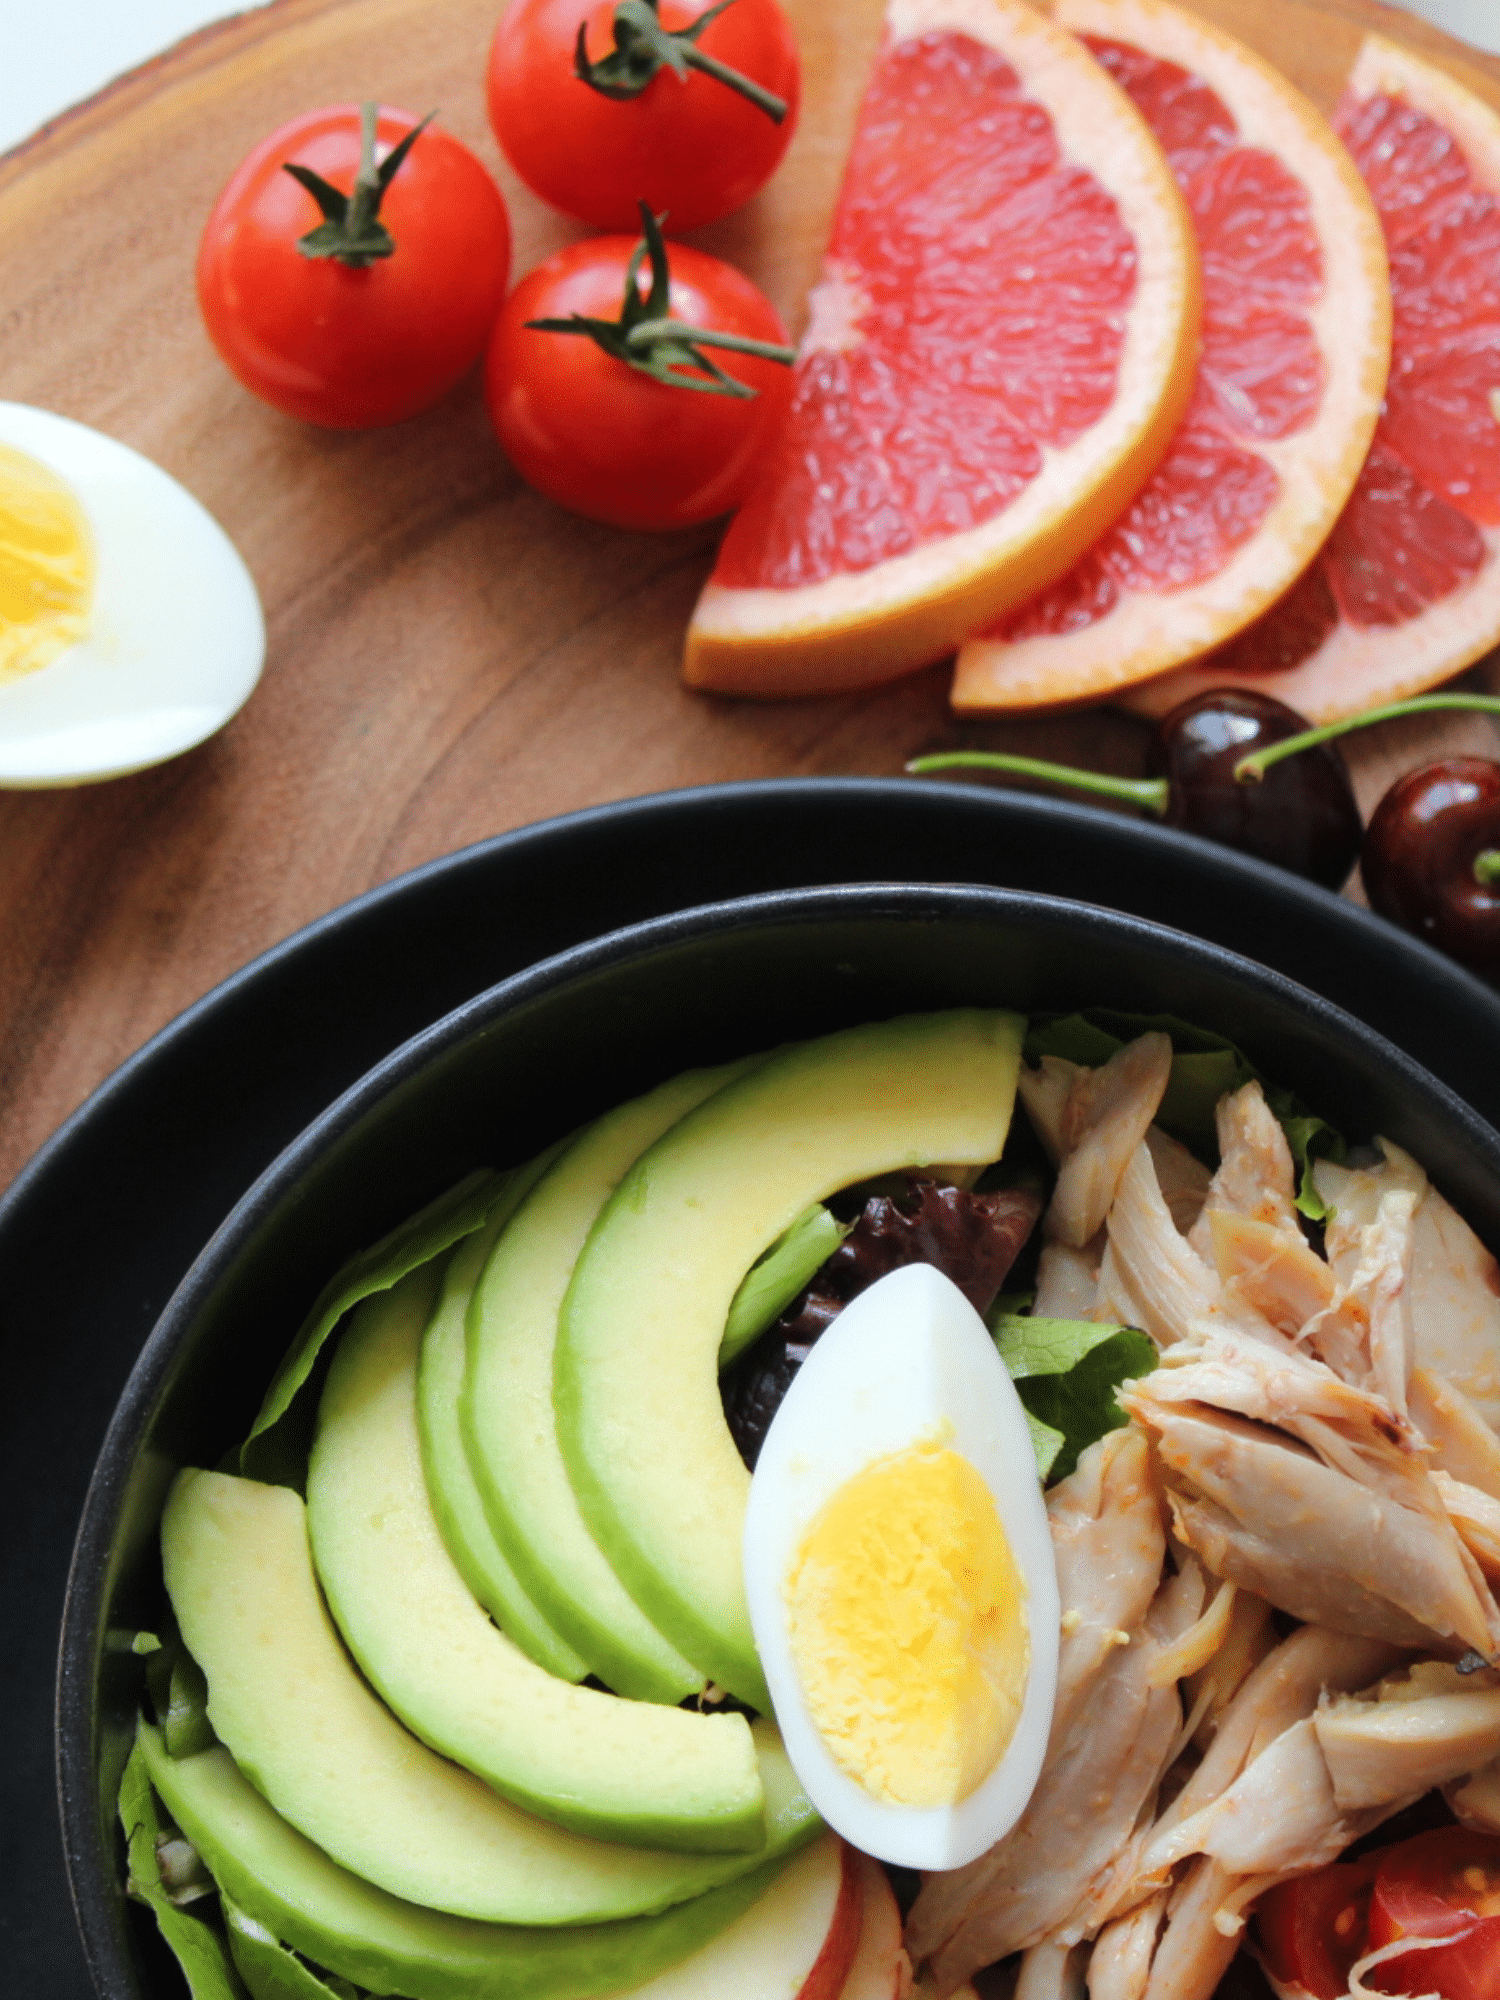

{"left": 0, "top": 0, "right": 1497, "bottom": 1191}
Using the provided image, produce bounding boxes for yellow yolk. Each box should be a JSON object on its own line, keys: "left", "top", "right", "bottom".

{"left": 0, "top": 444, "right": 93, "bottom": 683}
{"left": 785, "top": 1443, "right": 1029, "bottom": 1809}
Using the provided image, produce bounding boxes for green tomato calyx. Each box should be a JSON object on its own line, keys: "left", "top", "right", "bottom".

{"left": 284, "top": 103, "right": 435, "bottom": 268}
{"left": 524, "top": 203, "right": 796, "bottom": 398}
{"left": 574, "top": 0, "right": 788, "bottom": 122}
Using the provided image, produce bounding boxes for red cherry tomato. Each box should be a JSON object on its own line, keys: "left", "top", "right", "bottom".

{"left": 485, "top": 235, "right": 793, "bottom": 530}
{"left": 198, "top": 105, "right": 511, "bottom": 429}
{"left": 1258, "top": 1859, "right": 1379, "bottom": 2000}
{"left": 487, "top": 0, "right": 800, "bottom": 234}
{"left": 1365, "top": 1829, "right": 1500, "bottom": 2000}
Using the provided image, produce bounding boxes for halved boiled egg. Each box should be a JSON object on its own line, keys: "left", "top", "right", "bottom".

{"left": 0, "top": 402, "right": 263, "bottom": 786}
{"left": 743, "top": 1263, "right": 1059, "bottom": 1871}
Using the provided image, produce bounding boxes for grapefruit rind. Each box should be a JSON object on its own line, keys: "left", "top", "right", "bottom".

{"left": 683, "top": 0, "right": 1201, "bottom": 698}
{"left": 949, "top": 0, "right": 1391, "bottom": 713}
{"left": 1127, "top": 35, "right": 1500, "bottom": 726}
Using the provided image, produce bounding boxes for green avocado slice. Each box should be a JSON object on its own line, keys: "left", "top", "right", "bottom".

{"left": 461, "top": 1062, "right": 755, "bottom": 1704}
{"left": 556, "top": 1009, "right": 1025, "bottom": 1706}
{"left": 309, "top": 1268, "right": 772, "bottom": 1853}
{"left": 223, "top": 1898, "right": 357, "bottom": 2000}
{"left": 416, "top": 1147, "right": 589, "bottom": 1687}
{"left": 162, "top": 1458, "right": 816, "bottom": 1923}
{"left": 137, "top": 1721, "right": 791, "bottom": 2000}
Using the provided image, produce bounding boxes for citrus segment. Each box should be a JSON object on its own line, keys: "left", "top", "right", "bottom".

{"left": 683, "top": 0, "right": 1199, "bottom": 697}
{"left": 1131, "top": 37, "right": 1500, "bottom": 724}
{"left": 950, "top": 0, "right": 1390, "bottom": 713}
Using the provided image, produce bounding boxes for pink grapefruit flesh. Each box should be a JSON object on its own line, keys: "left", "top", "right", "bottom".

{"left": 1130, "top": 35, "right": 1500, "bottom": 723}
{"left": 683, "top": 0, "right": 1200, "bottom": 698}
{"left": 950, "top": 0, "right": 1390, "bottom": 713}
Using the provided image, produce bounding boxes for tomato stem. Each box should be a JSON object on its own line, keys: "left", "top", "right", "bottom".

{"left": 906, "top": 750, "right": 1171, "bottom": 815}
{"left": 574, "top": 0, "right": 788, "bottom": 122}
{"left": 524, "top": 201, "right": 795, "bottom": 396}
{"left": 283, "top": 102, "right": 435, "bottom": 267}
{"left": 1233, "top": 694, "right": 1500, "bottom": 784}
{"left": 1474, "top": 850, "right": 1500, "bottom": 888}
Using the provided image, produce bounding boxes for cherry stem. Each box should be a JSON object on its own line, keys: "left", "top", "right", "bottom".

{"left": 283, "top": 103, "right": 435, "bottom": 267}
{"left": 574, "top": 0, "right": 788, "bottom": 122}
{"left": 1233, "top": 694, "right": 1500, "bottom": 784}
{"left": 906, "top": 750, "right": 1170, "bottom": 815}
{"left": 1475, "top": 850, "right": 1500, "bottom": 888}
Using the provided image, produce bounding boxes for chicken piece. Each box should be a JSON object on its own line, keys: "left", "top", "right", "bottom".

{"left": 1087, "top": 1892, "right": 1169, "bottom": 2000}
{"left": 1034, "top": 1237, "right": 1105, "bottom": 1322}
{"left": 908, "top": 1561, "right": 1200, "bottom": 1995}
{"left": 1146, "top": 1130, "right": 1213, "bottom": 1239}
{"left": 1049, "top": 1428, "right": 1167, "bottom": 1739}
{"left": 1201, "top": 1212, "right": 1335, "bottom": 1343}
{"left": 1096, "top": 1145, "right": 1219, "bottom": 1351}
{"left": 1181, "top": 1589, "right": 1276, "bottom": 1750}
{"left": 1433, "top": 1472, "right": 1500, "bottom": 1583}
{"left": 1189, "top": 1083, "right": 1302, "bottom": 1253}
{"left": 1315, "top": 1663, "right": 1500, "bottom": 1808}
{"left": 1142, "top": 1860, "right": 1255, "bottom": 2000}
{"left": 1318, "top": 1144, "right": 1500, "bottom": 1429}
{"left": 1016, "top": 1942, "right": 1088, "bottom": 2000}
{"left": 1020, "top": 1057, "right": 1077, "bottom": 1163}
{"left": 1312, "top": 1188, "right": 1417, "bottom": 1416}
{"left": 1024, "top": 1034, "right": 1174, "bottom": 1250}
{"left": 1410, "top": 1177, "right": 1500, "bottom": 1432}
{"left": 1411, "top": 1369, "right": 1500, "bottom": 1502}
{"left": 1149, "top": 1575, "right": 1239, "bottom": 1691}
{"left": 1141, "top": 1626, "right": 1405, "bottom": 1863}
{"left": 1130, "top": 1397, "right": 1500, "bottom": 1655}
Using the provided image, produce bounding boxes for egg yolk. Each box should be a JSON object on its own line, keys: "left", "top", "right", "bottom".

{"left": 785, "top": 1443, "right": 1029, "bottom": 1810}
{"left": 0, "top": 444, "right": 93, "bottom": 683}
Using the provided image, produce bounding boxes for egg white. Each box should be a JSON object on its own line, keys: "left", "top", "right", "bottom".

{"left": 743, "top": 1262, "right": 1060, "bottom": 1870}
{"left": 0, "top": 403, "right": 264, "bottom": 786}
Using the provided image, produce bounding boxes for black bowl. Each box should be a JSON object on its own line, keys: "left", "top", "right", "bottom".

{"left": 56, "top": 877, "right": 1500, "bottom": 2000}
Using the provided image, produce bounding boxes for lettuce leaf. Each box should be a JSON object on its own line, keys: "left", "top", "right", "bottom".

{"left": 990, "top": 1311, "right": 1157, "bottom": 1483}
{"left": 119, "top": 1739, "right": 246, "bottom": 2000}
{"left": 719, "top": 1205, "right": 849, "bottom": 1367}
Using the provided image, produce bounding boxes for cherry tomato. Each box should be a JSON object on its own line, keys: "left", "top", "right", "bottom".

{"left": 485, "top": 233, "right": 794, "bottom": 530}
{"left": 198, "top": 105, "right": 511, "bottom": 429}
{"left": 487, "top": 0, "right": 800, "bottom": 234}
{"left": 1365, "top": 1829, "right": 1500, "bottom": 2000}
{"left": 1257, "top": 1859, "right": 1379, "bottom": 2000}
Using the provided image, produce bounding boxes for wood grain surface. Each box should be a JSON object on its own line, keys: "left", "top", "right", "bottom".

{"left": 0, "top": 0, "right": 1497, "bottom": 1192}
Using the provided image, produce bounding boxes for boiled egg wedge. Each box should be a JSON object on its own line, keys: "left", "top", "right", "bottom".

{"left": 0, "top": 403, "right": 263, "bottom": 786}
{"left": 743, "top": 1262, "right": 1059, "bottom": 1870}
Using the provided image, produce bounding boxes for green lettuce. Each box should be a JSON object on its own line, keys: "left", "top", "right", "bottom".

{"left": 719, "top": 1205, "right": 848, "bottom": 1367}
{"left": 119, "top": 1740, "right": 246, "bottom": 2000}
{"left": 990, "top": 1311, "right": 1157, "bottom": 1482}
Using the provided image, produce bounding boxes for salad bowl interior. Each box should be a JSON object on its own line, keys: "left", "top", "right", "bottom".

{"left": 60, "top": 879, "right": 1500, "bottom": 2000}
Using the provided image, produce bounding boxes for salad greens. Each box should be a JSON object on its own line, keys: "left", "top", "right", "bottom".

{"left": 719, "top": 1204, "right": 848, "bottom": 1367}
{"left": 120, "top": 1739, "right": 246, "bottom": 2000}
{"left": 990, "top": 1312, "right": 1157, "bottom": 1482}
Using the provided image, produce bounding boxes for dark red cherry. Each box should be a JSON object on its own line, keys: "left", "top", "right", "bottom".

{"left": 1146, "top": 690, "right": 1364, "bottom": 890}
{"left": 1360, "top": 759, "right": 1500, "bottom": 978}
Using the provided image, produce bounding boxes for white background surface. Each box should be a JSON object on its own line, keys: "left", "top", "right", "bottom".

{"left": 2, "top": 0, "right": 1499, "bottom": 158}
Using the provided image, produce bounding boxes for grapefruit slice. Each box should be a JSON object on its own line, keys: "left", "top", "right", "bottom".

{"left": 948, "top": 0, "right": 1391, "bottom": 714}
{"left": 1130, "top": 36, "right": 1500, "bottom": 723}
{"left": 682, "top": 0, "right": 1200, "bottom": 697}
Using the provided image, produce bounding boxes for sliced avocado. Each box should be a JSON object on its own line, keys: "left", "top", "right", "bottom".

{"left": 417, "top": 1148, "right": 589, "bottom": 1685}
{"left": 556, "top": 1009, "right": 1026, "bottom": 1705}
{"left": 309, "top": 1269, "right": 773, "bottom": 1853}
{"left": 462, "top": 1063, "right": 753, "bottom": 1704}
{"left": 161, "top": 1456, "right": 816, "bottom": 1923}
{"left": 138, "top": 1721, "right": 790, "bottom": 2000}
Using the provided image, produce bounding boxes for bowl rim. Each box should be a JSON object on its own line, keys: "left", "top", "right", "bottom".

{"left": 57, "top": 874, "right": 1500, "bottom": 2000}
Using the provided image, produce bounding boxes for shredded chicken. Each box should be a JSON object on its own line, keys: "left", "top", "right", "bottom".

{"left": 905, "top": 1062, "right": 1500, "bottom": 2000}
